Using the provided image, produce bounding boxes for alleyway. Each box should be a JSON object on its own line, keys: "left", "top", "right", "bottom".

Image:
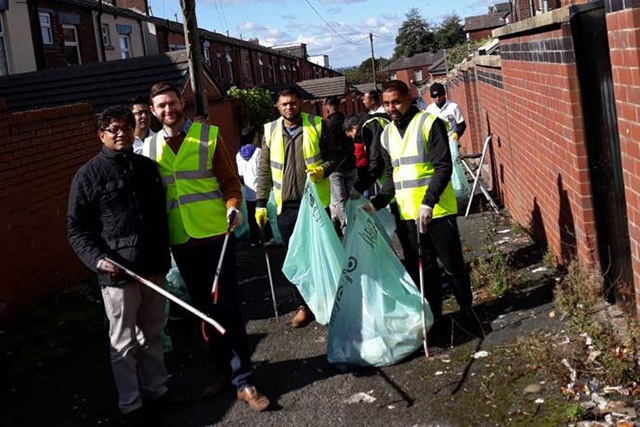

{"left": 1, "top": 211, "right": 568, "bottom": 426}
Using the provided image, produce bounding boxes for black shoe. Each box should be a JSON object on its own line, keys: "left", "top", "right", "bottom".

{"left": 202, "top": 374, "right": 231, "bottom": 399}
{"left": 147, "top": 389, "right": 190, "bottom": 412}
{"left": 426, "top": 316, "right": 452, "bottom": 349}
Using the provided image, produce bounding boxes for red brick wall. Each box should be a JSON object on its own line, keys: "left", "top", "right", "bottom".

{"left": 607, "top": 7, "right": 640, "bottom": 311}
{"left": 468, "top": 28, "right": 494, "bottom": 42}
{"left": 496, "top": 25, "right": 597, "bottom": 267}
{"left": 0, "top": 101, "right": 97, "bottom": 316}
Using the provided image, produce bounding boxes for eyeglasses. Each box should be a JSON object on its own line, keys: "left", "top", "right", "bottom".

{"left": 103, "top": 126, "right": 133, "bottom": 136}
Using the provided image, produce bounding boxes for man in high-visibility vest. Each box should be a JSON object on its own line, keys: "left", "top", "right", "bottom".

{"left": 366, "top": 80, "right": 480, "bottom": 339}
{"left": 146, "top": 82, "right": 270, "bottom": 412}
{"left": 254, "top": 86, "right": 337, "bottom": 328}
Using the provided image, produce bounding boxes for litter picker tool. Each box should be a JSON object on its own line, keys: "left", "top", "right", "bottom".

{"left": 105, "top": 258, "right": 226, "bottom": 335}
{"left": 211, "top": 210, "right": 236, "bottom": 304}
{"left": 260, "top": 225, "right": 279, "bottom": 320}
{"left": 416, "top": 226, "right": 430, "bottom": 358}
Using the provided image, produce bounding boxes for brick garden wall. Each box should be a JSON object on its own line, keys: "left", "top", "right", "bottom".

{"left": 606, "top": 4, "right": 640, "bottom": 309}
{"left": 455, "top": 18, "right": 599, "bottom": 269}
{"left": 0, "top": 101, "right": 97, "bottom": 316}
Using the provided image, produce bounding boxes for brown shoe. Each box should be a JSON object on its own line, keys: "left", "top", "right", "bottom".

{"left": 291, "top": 305, "right": 315, "bottom": 328}
{"left": 236, "top": 385, "right": 270, "bottom": 412}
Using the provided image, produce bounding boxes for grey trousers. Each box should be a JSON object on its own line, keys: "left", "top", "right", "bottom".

{"left": 101, "top": 274, "right": 168, "bottom": 414}
{"left": 329, "top": 168, "right": 358, "bottom": 234}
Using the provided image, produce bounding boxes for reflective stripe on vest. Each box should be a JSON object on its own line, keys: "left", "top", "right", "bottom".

{"left": 143, "top": 123, "right": 226, "bottom": 244}
{"left": 264, "top": 113, "right": 330, "bottom": 214}
{"left": 380, "top": 111, "right": 457, "bottom": 220}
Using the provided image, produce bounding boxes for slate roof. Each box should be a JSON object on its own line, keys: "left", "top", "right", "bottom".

{"left": 0, "top": 51, "right": 221, "bottom": 113}
{"left": 261, "top": 76, "right": 348, "bottom": 101}
{"left": 465, "top": 13, "right": 507, "bottom": 32}
{"left": 428, "top": 56, "right": 448, "bottom": 75}
{"left": 354, "top": 83, "right": 380, "bottom": 95}
{"left": 491, "top": 2, "right": 511, "bottom": 14}
{"left": 385, "top": 50, "right": 444, "bottom": 72}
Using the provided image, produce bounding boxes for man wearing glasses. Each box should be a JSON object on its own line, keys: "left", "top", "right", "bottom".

{"left": 67, "top": 106, "right": 176, "bottom": 424}
{"left": 130, "top": 95, "right": 156, "bottom": 155}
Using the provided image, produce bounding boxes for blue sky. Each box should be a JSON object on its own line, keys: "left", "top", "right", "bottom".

{"left": 147, "top": 0, "right": 497, "bottom": 68}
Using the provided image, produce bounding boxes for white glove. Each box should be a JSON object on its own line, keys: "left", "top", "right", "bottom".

{"left": 97, "top": 258, "right": 119, "bottom": 275}
{"left": 417, "top": 204, "right": 433, "bottom": 233}
{"left": 227, "top": 207, "right": 243, "bottom": 230}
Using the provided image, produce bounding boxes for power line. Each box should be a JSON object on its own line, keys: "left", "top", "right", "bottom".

{"left": 302, "top": 0, "right": 362, "bottom": 46}
{"left": 216, "top": 0, "right": 229, "bottom": 35}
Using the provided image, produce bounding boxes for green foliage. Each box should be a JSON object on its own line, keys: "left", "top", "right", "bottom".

{"left": 564, "top": 404, "right": 587, "bottom": 422}
{"left": 344, "top": 57, "right": 390, "bottom": 85}
{"left": 227, "top": 86, "right": 276, "bottom": 134}
{"left": 393, "top": 8, "right": 436, "bottom": 58}
{"left": 435, "top": 14, "right": 465, "bottom": 50}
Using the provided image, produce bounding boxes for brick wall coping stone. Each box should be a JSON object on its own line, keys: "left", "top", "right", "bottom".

{"left": 492, "top": 2, "right": 602, "bottom": 38}
{"left": 473, "top": 55, "right": 502, "bottom": 69}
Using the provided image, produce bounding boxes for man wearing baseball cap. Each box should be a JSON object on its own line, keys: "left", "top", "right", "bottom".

{"left": 425, "top": 82, "right": 467, "bottom": 142}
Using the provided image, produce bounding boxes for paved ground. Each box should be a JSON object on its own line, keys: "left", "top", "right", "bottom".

{"left": 0, "top": 209, "right": 569, "bottom": 427}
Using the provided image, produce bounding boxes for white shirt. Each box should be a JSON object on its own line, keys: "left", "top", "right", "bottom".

{"left": 236, "top": 147, "right": 261, "bottom": 202}
{"left": 426, "top": 99, "right": 464, "bottom": 137}
{"left": 133, "top": 129, "right": 156, "bottom": 155}
{"left": 368, "top": 105, "right": 386, "bottom": 115}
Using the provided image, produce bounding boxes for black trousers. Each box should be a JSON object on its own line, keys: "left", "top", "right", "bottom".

{"left": 402, "top": 215, "right": 472, "bottom": 319}
{"left": 171, "top": 237, "right": 253, "bottom": 389}
{"left": 277, "top": 203, "right": 306, "bottom": 307}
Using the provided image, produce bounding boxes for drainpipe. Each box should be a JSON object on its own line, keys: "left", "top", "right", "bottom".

{"left": 97, "top": 0, "right": 106, "bottom": 61}
{"left": 138, "top": 20, "right": 147, "bottom": 56}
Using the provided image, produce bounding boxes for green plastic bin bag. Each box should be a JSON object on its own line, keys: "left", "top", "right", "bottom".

{"left": 450, "top": 137, "right": 471, "bottom": 199}
{"left": 282, "top": 179, "right": 344, "bottom": 325}
{"left": 267, "top": 191, "right": 283, "bottom": 245}
{"left": 234, "top": 185, "right": 250, "bottom": 240}
{"left": 327, "top": 206, "right": 432, "bottom": 367}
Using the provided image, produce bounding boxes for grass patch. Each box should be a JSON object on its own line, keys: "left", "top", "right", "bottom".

{"left": 470, "top": 252, "right": 515, "bottom": 297}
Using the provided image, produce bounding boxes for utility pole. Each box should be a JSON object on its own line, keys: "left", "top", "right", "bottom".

{"left": 369, "top": 33, "right": 377, "bottom": 88}
{"left": 180, "top": 0, "right": 208, "bottom": 119}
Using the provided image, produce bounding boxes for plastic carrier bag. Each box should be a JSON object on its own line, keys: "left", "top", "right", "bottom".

{"left": 327, "top": 206, "right": 432, "bottom": 367}
{"left": 282, "top": 179, "right": 344, "bottom": 325}
{"left": 267, "top": 191, "right": 283, "bottom": 245}
{"left": 450, "top": 138, "right": 471, "bottom": 199}
{"left": 234, "top": 185, "right": 250, "bottom": 240}
{"left": 344, "top": 196, "right": 396, "bottom": 247}
{"left": 162, "top": 255, "right": 191, "bottom": 352}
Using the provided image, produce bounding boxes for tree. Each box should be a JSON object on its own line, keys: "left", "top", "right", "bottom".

{"left": 227, "top": 86, "right": 276, "bottom": 134}
{"left": 435, "top": 14, "right": 466, "bottom": 50}
{"left": 344, "top": 57, "right": 390, "bottom": 85}
{"left": 393, "top": 8, "right": 436, "bottom": 58}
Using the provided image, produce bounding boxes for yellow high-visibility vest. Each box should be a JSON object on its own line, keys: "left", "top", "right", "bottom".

{"left": 142, "top": 122, "right": 227, "bottom": 245}
{"left": 264, "top": 113, "right": 330, "bottom": 214}
{"left": 380, "top": 111, "right": 457, "bottom": 220}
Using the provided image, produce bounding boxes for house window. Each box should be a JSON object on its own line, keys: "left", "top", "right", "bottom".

{"left": 119, "top": 35, "right": 131, "bottom": 59}
{"left": 101, "top": 24, "right": 111, "bottom": 46}
{"left": 39, "top": 12, "right": 53, "bottom": 44}
{"left": 390, "top": 72, "right": 397, "bottom": 80}
{"left": 62, "top": 24, "right": 81, "bottom": 65}
{"left": 226, "top": 50, "right": 234, "bottom": 82}
{"left": 216, "top": 52, "right": 223, "bottom": 77}
{"left": 0, "top": 15, "right": 8, "bottom": 76}
{"left": 258, "top": 54, "right": 264, "bottom": 83}
{"left": 203, "top": 47, "right": 210, "bottom": 66}
{"left": 413, "top": 69, "right": 423, "bottom": 82}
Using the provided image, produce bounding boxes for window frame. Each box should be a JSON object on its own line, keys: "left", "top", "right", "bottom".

{"left": 0, "top": 14, "right": 8, "bottom": 75}
{"left": 119, "top": 34, "right": 131, "bottom": 59}
{"left": 39, "top": 12, "right": 53, "bottom": 45}
{"left": 62, "top": 24, "right": 82, "bottom": 65}
{"left": 101, "top": 23, "right": 111, "bottom": 46}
